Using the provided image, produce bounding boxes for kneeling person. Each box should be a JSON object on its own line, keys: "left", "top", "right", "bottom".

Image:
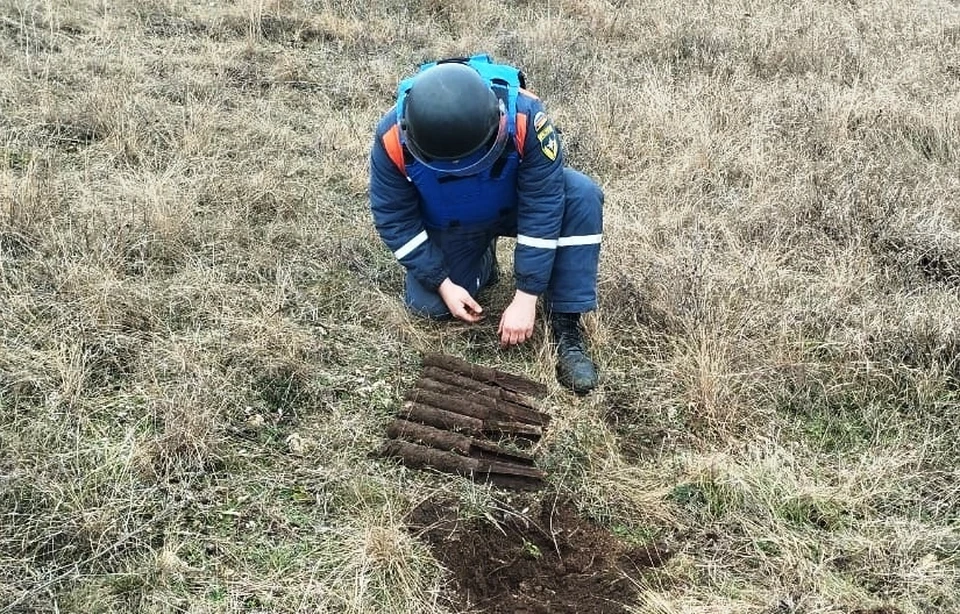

{"left": 368, "top": 55, "right": 603, "bottom": 394}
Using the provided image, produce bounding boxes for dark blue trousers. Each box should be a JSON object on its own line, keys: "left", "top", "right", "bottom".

{"left": 405, "top": 168, "right": 603, "bottom": 317}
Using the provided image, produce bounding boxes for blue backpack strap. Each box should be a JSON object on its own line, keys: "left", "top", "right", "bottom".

{"left": 462, "top": 55, "right": 521, "bottom": 139}
{"left": 395, "top": 54, "right": 524, "bottom": 151}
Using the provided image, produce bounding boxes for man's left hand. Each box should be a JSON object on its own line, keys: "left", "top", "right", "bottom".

{"left": 498, "top": 290, "right": 538, "bottom": 347}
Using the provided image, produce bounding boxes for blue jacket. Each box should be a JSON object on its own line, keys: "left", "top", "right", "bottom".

{"left": 369, "top": 72, "right": 564, "bottom": 296}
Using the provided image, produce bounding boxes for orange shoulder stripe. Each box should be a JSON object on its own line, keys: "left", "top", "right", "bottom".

{"left": 382, "top": 124, "right": 407, "bottom": 176}
{"left": 515, "top": 112, "right": 527, "bottom": 155}
{"left": 519, "top": 87, "right": 540, "bottom": 101}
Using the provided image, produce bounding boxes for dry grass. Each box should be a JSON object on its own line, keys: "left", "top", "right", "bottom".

{"left": 2, "top": 0, "right": 959, "bottom": 612}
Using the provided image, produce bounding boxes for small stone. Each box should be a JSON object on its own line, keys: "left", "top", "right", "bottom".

{"left": 286, "top": 433, "right": 305, "bottom": 454}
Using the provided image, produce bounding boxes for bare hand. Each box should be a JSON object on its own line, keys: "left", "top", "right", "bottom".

{"left": 498, "top": 291, "right": 538, "bottom": 347}
{"left": 438, "top": 278, "right": 484, "bottom": 323}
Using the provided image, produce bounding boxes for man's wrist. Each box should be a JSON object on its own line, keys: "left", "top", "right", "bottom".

{"left": 430, "top": 272, "right": 451, "bottom": 291}
{"left": 513, "top": 289, "right": 538, "bottom": 306}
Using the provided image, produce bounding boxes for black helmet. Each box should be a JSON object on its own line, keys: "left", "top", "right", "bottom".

{"left": 401, "top": 62, "right": 508, "bottom": 176}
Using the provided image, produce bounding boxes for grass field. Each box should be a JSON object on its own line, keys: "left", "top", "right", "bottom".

{"left": 2, "top": 0, "right": 959, "bottom": 612}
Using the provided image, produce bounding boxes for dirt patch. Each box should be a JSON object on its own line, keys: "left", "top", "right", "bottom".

{"left": 407, "top": 497, "right": 673, "bottom": 614}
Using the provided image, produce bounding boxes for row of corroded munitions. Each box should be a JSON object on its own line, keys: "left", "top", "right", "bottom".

{"left": 379, "top": 353, "right": 551, "bottom": 490}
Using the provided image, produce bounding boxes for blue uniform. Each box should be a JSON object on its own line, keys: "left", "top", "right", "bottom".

{"left": 368, "top": 58, "right": 603, "bottom": 317}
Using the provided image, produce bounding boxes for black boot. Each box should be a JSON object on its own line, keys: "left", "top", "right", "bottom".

{"left": 550, "top": 312, "right": 598, "bottom": 394}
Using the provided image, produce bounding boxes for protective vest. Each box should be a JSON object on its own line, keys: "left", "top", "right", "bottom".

{"left": 381, "top": 55, "right": 530, "bottom": 229}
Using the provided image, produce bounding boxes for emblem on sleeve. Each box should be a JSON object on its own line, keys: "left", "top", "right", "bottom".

{"left": 536, "top": 121, "right": 558, "bottom": 161}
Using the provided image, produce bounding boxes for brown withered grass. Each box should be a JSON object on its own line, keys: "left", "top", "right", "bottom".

{"left": 1, "top": 0, "right": 959, "bottom": 612}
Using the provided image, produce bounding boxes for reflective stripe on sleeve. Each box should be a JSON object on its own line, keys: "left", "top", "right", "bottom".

{"left": 557, "top": 234, "right": 602, "bottom": 247}
{"left": 517, "top": 234, "right": 558, "bottom": 250}
{"left": 394, "top": 230, "right": 428, "bottom": 260}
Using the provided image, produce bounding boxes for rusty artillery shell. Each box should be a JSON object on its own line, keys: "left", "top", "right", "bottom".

{"left": 422, "top": 353, "right": 549, "bottom": 397}
{"left": 387, "top": 419, "right": 536, "bottom": 464}
{"left": 379, "top": 439, "right": 545, "bottom": 490}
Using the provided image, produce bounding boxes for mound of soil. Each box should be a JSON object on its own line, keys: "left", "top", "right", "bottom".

{"left": 407, "top": 497, "right": 673, "bottom": 614}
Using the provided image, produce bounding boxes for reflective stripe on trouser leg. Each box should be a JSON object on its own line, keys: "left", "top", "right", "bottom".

{"left": 548, "top": 169, "right": 603, "bottom": 314}
{"left": 404, "top": 225, "right": 497, "bottom": 319}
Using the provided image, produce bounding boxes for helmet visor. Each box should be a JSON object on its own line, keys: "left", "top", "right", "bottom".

{"left": 402, "top": 100, "right": 509, "bottom": 177}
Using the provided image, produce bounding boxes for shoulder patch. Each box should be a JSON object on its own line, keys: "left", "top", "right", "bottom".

{"left": 533, "top": 111, "right": 548, "bottom": 132}
{"left": 536, "top": 115, "right": 559, "bottom": 161}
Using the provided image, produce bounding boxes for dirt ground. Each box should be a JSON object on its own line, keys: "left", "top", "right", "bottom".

{"left": 407, "top": 496, "right": 673, "bottom": 614}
